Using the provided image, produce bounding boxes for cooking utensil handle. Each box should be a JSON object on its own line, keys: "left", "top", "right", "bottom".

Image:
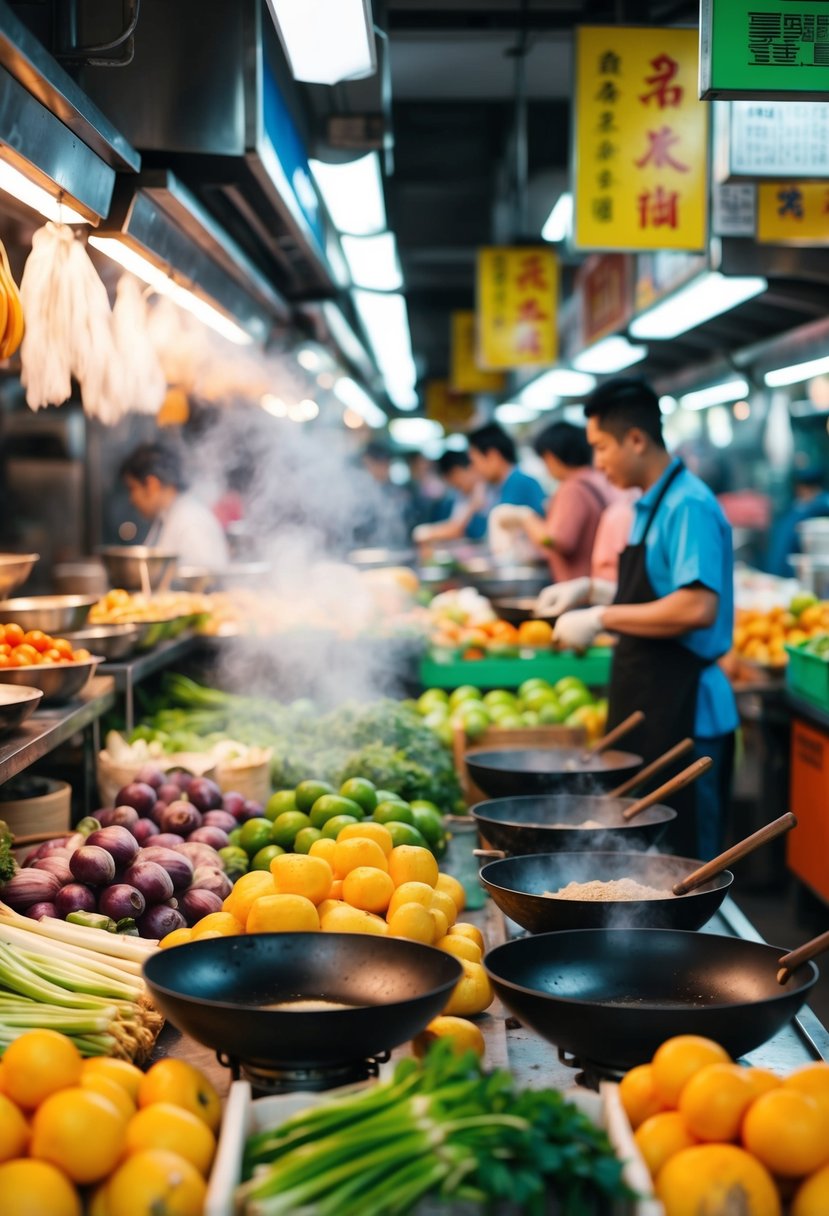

{"left": 581, "top": 710, "right": 645, "bottom": 761}
{"left": 606, "top": 738, "right": 694, "bottom": 799}
{"left": 621, "top": 756, "right": 713, "bottom": 822}
{"left": 672, "top": 812, "right": 797, "bottom": 896}
{"left": 777, "top": 929, "right": 829, "bottom": 985}
{"left": 473, "top": 848, "right": 506, "bottom": 861}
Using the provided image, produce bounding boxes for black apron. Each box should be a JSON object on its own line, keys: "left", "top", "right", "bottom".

{"left": 607, "top": 461, "right": 710, "bottom": 856}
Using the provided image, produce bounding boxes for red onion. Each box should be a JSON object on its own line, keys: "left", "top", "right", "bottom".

{"left": 1, "top": 870, "right": 61, "bottom": 910}
{"left": 190, "top": 866, "right": 233, "bottom": 899}
{"left": 98, "top": 884, "right": 146, "bottom": 921}
{"left": 174, "top": 841, "right": 225, "bottom": 872}
{"left": 134, "top": 765, "right": 165, "bottom": 790}
{"left": 187, "top": 777, "right": 223, "bottom": 813}
{"left": 26, "top": 902, "right": 57, "bottom": 920}
{"left": 69, "top": 846, "right": 116, "bottom": 887}
{"left": 188, "top": 826, "right": 229, "bottom": 850}
{"left": 115, "top": 782, "right": 157, "bottom": 816}
{"left": 31, "top": 857, "right": 74, "bottom": 884}
{"left": 55, "top": 884, "right": 97, "bottom": 917}
{"left": 122, "top": 860, "right": 175, "bottom": 904}
{"left": 178, "top": 888, "right": 223, "bottom": 925}
{"left": 161, "top": 802, "right": 202, "bottom": 836}
{"left": 152, "top": 833, "right": 185, "bottom": 849}
{"left": 85, "top": 826, "right": 140, "bottom": 869}
{"left": 133, "top": 819, "right": 160, "bottom": 845}
{"left": 221, "top": 791, "right": 246, "bottom": 818}
{"left": 97, "top": 806, "right": 139, "bottom": 830}
{"left": 137, "top": 905, "right": 186, "bottom": 939}
{"left": 157, "top": 783, "right": 182, "bottom": 806}
{"left": 203, "top": 810, "right": 237, "bottom": 834}
{"left": 137, "top": 846, "right": 193, "bottom": 891}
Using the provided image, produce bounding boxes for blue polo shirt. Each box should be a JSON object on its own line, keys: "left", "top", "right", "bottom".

{"left": 498, "top": 466, "right": 546, "bottom": 516}
{"left": 627, "top": 458, "right": 738, "bottom": 738}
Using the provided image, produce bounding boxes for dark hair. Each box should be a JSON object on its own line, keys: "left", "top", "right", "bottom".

{"left": 119, "top": 443, "right": 186, "bottom": 490}
{"left": 437, "top": 450, "right": 471, "bottom": 475}
{"left": 468, "top": 423, "right": 516, "bottom": 464}
{"left": 583, "top": 377, "right": 665, "bottom": 447}
{"left": 534, "top": 421, "right": 592, "bottom": 468}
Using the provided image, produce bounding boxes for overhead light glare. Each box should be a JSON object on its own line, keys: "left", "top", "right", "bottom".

{"left": 266, "top": 0, "right": 376, "bottom": 85}
{"left": 310, "top": 155, "right": 386, "bottom": 235}
{"left": 353, "top": 289, "right": 418, "bottom": 410}
{"left": 541, "top": 192, "right": 573, "bottom": 243}
{"left": 89, "top": 237, "right": 253, "bottom": 345}
{"left": 333, "top": 376, "right": 387, "bottom": 427}
{"left": 297, "top": 347, "right": 321, "bottom": 371}
{"left": 630, "top": 272, "right": 767, "bottom": 340}
{"left": 444, "top": 433, "right": 469, "bottom": 451}
{"left": 764, "top": 353, "right": 829, "bottom": 388}
{"left": 342, "top": 232, "right": 403, "bottom": 291}
{"left": 288, "top": 398, "right": 319, "bottom": 422}
{"left": 680, "top": 378, "right": 750, "bottom": 411}
{"left": 389, "top": 417, "right": 442, "bottom": 445}
{"left": 659, "top": 395, "right": 678, "bottom": 415}
{"left": 0, "top": 159, "right": 88, "bottom": 225}
{"left": 343, "top": 407, "right": 365, "bottom": 429}
{"left": 518, "top": 368, "right": 596, "bottom": 408}
{"left": 733, "top": 400, "right": 751, "bottom": 421}
{"left": 261, "top": 394, "right": 288, "bottom": 418}
{"left": 572, "top": 335, "right": 648, "bottom": 374}
{"left": 495, "top": 403, "right": 540, "bottom": 426}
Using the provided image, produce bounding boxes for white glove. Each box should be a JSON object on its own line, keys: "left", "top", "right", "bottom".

{"left": 554, "top": 605, "right": 606, "bottom": 651}
{"left": 590, "top": 578, "right": 617, "bottom": 606}
{"left": 535, "top": 577, "right": 591, "bottom": 617}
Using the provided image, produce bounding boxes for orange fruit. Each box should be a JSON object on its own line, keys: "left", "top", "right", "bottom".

{"left": 634, "top": 1111, "right": 697, "bottom": 1180}
{"left": 80, "top": 1071, "right": 136, "bottom": 1122}
{"left": 342, "top": 866, "right": 395, "bottom": 913}
{"left": 81, "top": 1059, "right": 144, "bottom": 1104}
{"left": 329, "top": 879, "right": 344, "bottom": 899}
{"left": 270, "top": 854, "right": 332, "bottom": 904}
{"left": 785, "top": 1063, "right": 829, "bottom": 1113}
{"left": 387, "top": 881, "right": 436, "bottom": 919}
{"left": 246, "top": 893, "right": 320, "bottom": 934}
{"left": 429, "top": 907, "right": 450, "bottom": 940}
{"left": 619, "top": 1064, "right": 667, "bottom": 1130}
{"left": 434, "top": 872, "right": 466, "bottom": 913}
{"left": 159, "top": 927, "right": 193, "bottom": 949}
{"left": 450, "top": 922, "right": 485, "bottom": 952}
{"left": 190, "top": 912, "right": 244, "bottom": 940}
{"left": 746, "top": 1067, "right": 782, "bottom": 1101}
{"left": 792, "top": 1162, "right": 829, "bottom": 1216}
{"left": 337, "top": 821, "right": 393, "bottom": 855}
{"left": 106, "top": 1148, "right": 206, "bottom": 1216}
{"left": 678, "top": 1063, "right": 756, "bottom": 1143}
{"left": 125, "top": 1103, "right": 216, "bottom": 1175}
{"left": 388, "top": 845, "right": 438, "bottom": 888}
{"left": 386, "top": 902, "right": 435, "bottom": 944}
{"left": 435, "top": 934, "right": 482, "bottom": 964}
{"left": 412, "top": 1016, "right": 485, "bottom": 1059}
{"left": 332, "top": 837, "right": 388, "bottom": 878}
{"left": 0, "top": 1092, "right": 29, "bottom": 1161}
{"left": 138, "top": 1060, "right": 221, "bottom": 1133}
{"left": 30, "top": 1087, "right": 127, "bottom": 1183}
{"left": 2, "top": 1029, "right": 83, "bottom": 1110}
{"left": 518, "top": 619, "right": 553, "bottom": 647}
{"left": 442, "top": 959, "right": 493, "bottom": 1016}
{"left": 651, "top": 1035, "right": 730, "bottom": 1108}
{"left": 319, "top": 903, "right": 389, "bottom": 935}
{"left": 742, "top": 1088, "right": 829, "bottom": 1178}
{"left": 656, "top": 1144, "right": 780, "bottom": 1216}
{"left": 429, "top": 888, "right": 458, "bottom": 927}
{"left": 317, "top": 898, "right": 344, "bottom": 919}
{"left": 0, "top": 1158, "right": 81, "bottom": 1216}
{"left": 222, "top": 871, "right": 275, "bottom": 923}
{"left": 308, "top": 837, "right": 337, "bottom": 865}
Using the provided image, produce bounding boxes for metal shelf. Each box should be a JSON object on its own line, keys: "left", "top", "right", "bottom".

{"left": 99, "top": 635, "right": 201, "bottom": 731}
{"left": 0, "top": 677, "right": 116, "bottom": 787}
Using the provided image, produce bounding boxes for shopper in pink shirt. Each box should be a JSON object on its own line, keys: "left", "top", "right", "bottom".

{"left": 591, "top": 489, "right": 639, "bottom": 583}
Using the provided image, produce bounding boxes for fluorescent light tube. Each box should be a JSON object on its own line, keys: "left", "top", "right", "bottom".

{"left": 266, "top": 0, "right": 376, "bottom": 85}
{"left": 342, "top": 232, "right": 403, "bottom": 291}
{"left": 0, "top": 158, "right": 88, "bottom": 225}
{"left": 572, "top": 335, "right": 648, "bottom": 374}
{"left": 680, "top": 378, "right": 750, "bottom": 411}
{"left": 390, "top": 417, "right": 442, "bottom": 445}
{"left": 310, "top": 155, "right": 386, "bottom": 236}
{"left": 89, "top": 237, "right": 253, "bottom": 345}
{"left": 630, "top": 272, "right": 767, "bottom": 340}
{"left": 495, "top": 403, "right": 540, "bottom": 425}
{"left": 518, "top": 368, "right": 596, "bottom": 408}
{"left": 765, "top": 354, "right": 829, "bottom": 388}
{"left": 334, "top": 376, "right": 387, "bottom": 427}
{"left": 353, "top": 289, "right": 418, "bottom": 409}
{"left": 659, "top": 395, "right": 678, "bottom": 415}
{"left": 542, "top": 192, "right": 573, "bottom": 243}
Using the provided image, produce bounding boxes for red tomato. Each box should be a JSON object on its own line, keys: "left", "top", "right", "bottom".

{"left": 4, "top": 624, "right": 23, "bottom": 646}
{"left": 23, "top": 630, "right": 50, "bottom": 653}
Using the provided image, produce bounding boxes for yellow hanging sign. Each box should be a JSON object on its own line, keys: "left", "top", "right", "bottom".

{"left": 573, "top": 26, "right": 708, "bottom": 252}
{"left": 476, "top": 247, "right": 558, "bottom": 370}
{"left": 757, "top": 182, "right": 829, "bottom": 245}
{"left": 425, "top": 380, "right": 475, "bottom": 431}
{"left": 450, "top": 312, "right": 506, "bottom": 394}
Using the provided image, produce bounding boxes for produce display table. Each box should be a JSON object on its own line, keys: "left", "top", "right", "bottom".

{"left": 0, "top": 676, "right": 115, "bottom": 790}
{"left": 420, "top": 647, "right": 613, "bottom": 691}
{"left": 99, "top": 634, "right": 202, "bottom": 732}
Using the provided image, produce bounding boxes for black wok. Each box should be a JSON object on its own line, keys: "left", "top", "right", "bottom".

{"left": 466, "top": 747, "right": 642, "bottom": 799}
{"left": 143, "top": 933, "right": 461, "bottom": 1068}
{"left": 479, "top": 852, "right": 732, "bottom": 933}
{"left": 472, "top": 794, "right": 675, "bottom": 855}
{"left": 485, "top": 928, "right": 818, "bottom": 1070}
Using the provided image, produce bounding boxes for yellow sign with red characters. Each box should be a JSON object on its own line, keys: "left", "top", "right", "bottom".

{"left": 573, "top": 26, "right": 708, "bottom": 252}
{"left": 450, "top": 312, "right": 506, "bottom": 394}
{"left": 758, "top": 182, "right": 829, "bottom": 245}
{"left": 476, "top": 247, "right": 558, "bottom": 370}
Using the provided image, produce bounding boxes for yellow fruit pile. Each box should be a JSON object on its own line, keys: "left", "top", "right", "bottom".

{"left": 163, "top": 823, "right": 494, "bottom": 1018}
{"left": 0, "top": 1030, "right": 220, "bottom": 1216}
{"left": 619, "top": 1034, "right": 829, "bottom": 1216}
{"left": 733, "top": 603, "right": 829, "bottom": 667}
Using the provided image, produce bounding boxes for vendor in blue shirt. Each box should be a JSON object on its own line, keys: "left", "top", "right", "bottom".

{"left": 542, "top": 378, "right": 737, "bottom": 860}
{"left": 468, "top": 423, "right": 547, "bottom": 517}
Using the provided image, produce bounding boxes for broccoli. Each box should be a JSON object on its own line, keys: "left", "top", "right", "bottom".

{"left": 0, "top": 820, "right": 17, "bottom": 884}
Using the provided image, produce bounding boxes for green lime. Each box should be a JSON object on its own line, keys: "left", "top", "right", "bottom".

{"left": 251, "top": 844, "right": 284, "bottom": 871}
{"left": 310, "top": 794, "right": 365, "bottom": 829}
{"left": 374, "top": 789, "right": 405, "bottom": 804}
{"left": 411, "top": 799, "right": 442, "bottom": 816}
{"left": 434, "top": 721, "right": 454, "bottom": 748}
{"left": 554, "top": 676, "right": 588, "bottom": 697}
{"left": 321, "top": 814, "right": 360, "bottom": 839}
{"left": 373, "top": 800, "right": 415, "bottom": 826}
{"left": 385, "top": 821, "right": 429, "bottom": 848}
{"left": 239, "top": 817, "right": 275, "bottom": 857}
{"left": 522, "top": 711, "right": 539, "bottom": 727}
{"left": 449, "top": 684, "right": 483, "bottom": 708}
{"left": 558, "top": 688, "right": 593, "bottom": 714}
{"left": 424, "top": 708, "right": 450, "bottom": 730}
{"left": 488, "top": 642, "right": 519, "bottom": 658}
{"left": 294, "top": 826, "right": 323, "bottom": 854}
{"left": 463, "top": 709, "right": 490, "bottom": 741}
{"left": 483, "top": 689, "right": 517, "bottom": 709}
{"left": 522, "top": 688, "right": 561, "bottom": 712}
{"left": 538, "top": 701, "right": 567, "bottom": 725}
{"left": 227, "top": 827, "right": 243, "bottom": 848}
{"left": 270, "top": 810, "right": 312, "bottom": 849}
{"left": 791, "top": 592, "right": 819, "bottom": 617}
{"left": 417, "top": 689, "right": 449, "bottom": 713}
{"left": 264, "top": 790, "right": 299, "bottom": 822}
{"left": 411, "top": 806, "right": 444, "bottom": 846}
{"left": 338, "top": 778, "right": 378, "bottom": 814}
{"left": 217, "top": 846, "right": 249, "bottom": 878}
{"left": 295, "top": 780, "right": 336, "bottom": 813}
{"left": 488, "top": 702, "right": 518, "bottom": 723}
{"left": 519, "top": 678, "right": 552, "bottom": 699}
{"left": 497, "top": 714, "right": 525, "bottom": 729}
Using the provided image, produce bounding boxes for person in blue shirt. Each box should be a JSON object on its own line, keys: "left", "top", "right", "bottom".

{"left": 468, "top": 423, "right": 546, "bottom": 517}
{"left": 543, "top": 378, "right": 737, "bottom": 860}
{"left": 411, "top": 450, "right": 490, "bottom": 545}
{"left": 767, "top": 467, "right": 829, "bottom": 578}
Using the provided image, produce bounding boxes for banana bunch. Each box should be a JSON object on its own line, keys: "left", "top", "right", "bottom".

{"left": 0, "top": 236, "right": 24, "bottom": 360}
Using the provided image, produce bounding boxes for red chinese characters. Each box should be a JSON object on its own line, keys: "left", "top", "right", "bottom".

{"left": 635, "top": 53, "right": 686, "bottom": 230}
{"left": 639, "top": 53, "right": 684, "bottom": 108}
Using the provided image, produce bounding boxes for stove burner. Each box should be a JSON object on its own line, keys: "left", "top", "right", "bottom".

{"left": 217, "top": 1051, "right": 390, "bottom": 1096}
{"left": 557, "top": 1047, "right": 625, "bottom": 1090}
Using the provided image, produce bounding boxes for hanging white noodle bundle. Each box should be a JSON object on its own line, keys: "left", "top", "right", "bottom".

{"left": 111, "top": 274, "right": 166, "bottom": 416}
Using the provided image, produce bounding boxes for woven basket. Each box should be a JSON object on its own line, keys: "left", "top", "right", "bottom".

{"left": 96, "top": 751, "right": 217, "bottom": 808}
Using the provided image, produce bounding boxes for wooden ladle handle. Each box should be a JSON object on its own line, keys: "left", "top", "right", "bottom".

{"left": 473, "top": 848, "right": 506, "bottom": 861}
{"left": 673, "top": 812, "right": 797, "bottom": 896}
{"left": 581, "top": 710, "right": 645, "bottom": 762}
{"left": 607, "top": 738, "right": 694, "bottom": 800}
{"left": 622, "top": 756, "right": 713, "bottom": 822}
{"left": 777, "top": 928, "right": 829, "bottom": 985}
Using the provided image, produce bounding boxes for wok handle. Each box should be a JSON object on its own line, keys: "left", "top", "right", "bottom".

{"left": 672, "top": 812, "right": 797, "bottom": 896}
{"left": 580, "top": 710, "right": 645, "bottom": 762}
{"left": 777, "top": 928, "right": 829, "bottom": 985}
{"left": 473, "top": 848, "right": 506, "bottom": 861}
{"left": 606, "top": 737, "right": 694, "bottom": 799}
{"left": 622, "top": 756, "right": 713, "bottom": 822}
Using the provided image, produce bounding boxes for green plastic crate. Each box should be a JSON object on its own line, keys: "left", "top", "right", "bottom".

{"left": 785, "top": 644, "right": 829, "bottom": 711}
{"left": 419, "top": 647, "right": 613, "bottom": 691}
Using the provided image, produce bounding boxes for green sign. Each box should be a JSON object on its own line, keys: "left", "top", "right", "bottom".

{"left": 701, "top": 0, "right": 829, "bottom": 99}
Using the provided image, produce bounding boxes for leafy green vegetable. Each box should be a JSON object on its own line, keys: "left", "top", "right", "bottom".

{"left": 0, "top": 821, "right": 16, "bottom": 884}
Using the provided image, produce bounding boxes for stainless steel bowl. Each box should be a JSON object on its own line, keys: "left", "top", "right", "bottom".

{"left": 0, "top": 555, "right": 38, "bottom": 598}
{"left": 96, "top": 546, "right": 178, "bottom": 591}
{"left": 0, "top": 685, "right": 43, "bottom": 735}
{"left": 175, "top": 567, "right": 216, "bottom": 594}
{"left": 797, "top": 518, "right": 829, "bottom": 556}
{"left": 63, "top": 625, "right": 141, "bottom": 662}
{"left": 0, "top": 657, "right": 101, "bottom": 704}
{"left": 0, "top": 595, "right": 96, "bottom": 632}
